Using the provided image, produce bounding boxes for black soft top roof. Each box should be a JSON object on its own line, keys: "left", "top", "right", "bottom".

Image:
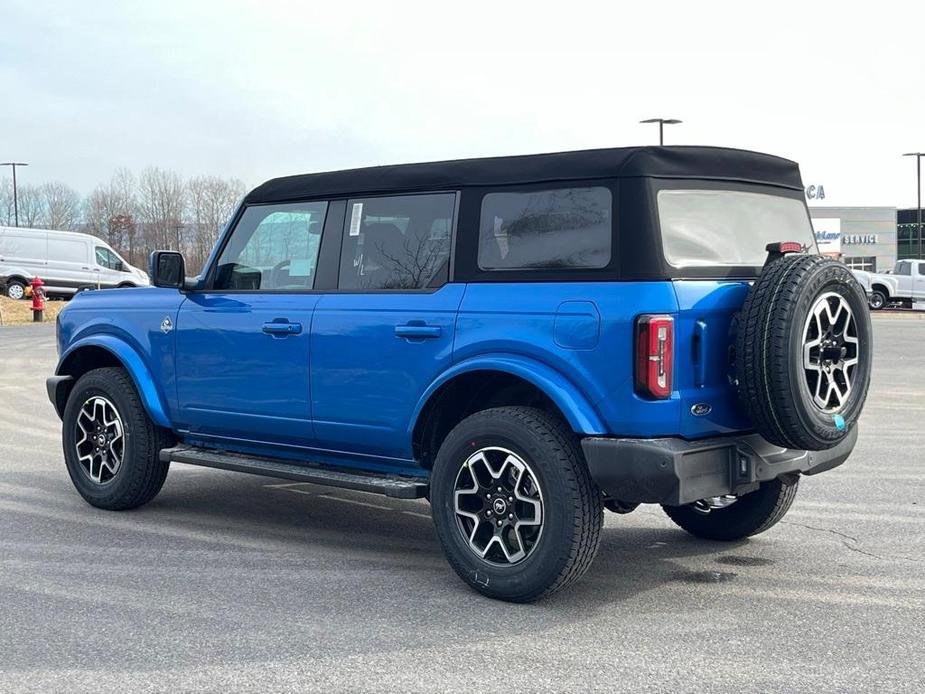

{"left": 245, "top": 145, "right": 803, "bottom": 204}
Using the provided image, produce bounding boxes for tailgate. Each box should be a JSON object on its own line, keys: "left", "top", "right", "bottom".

{"left": 673, "top": 280, "right": 753, "bottom": 438}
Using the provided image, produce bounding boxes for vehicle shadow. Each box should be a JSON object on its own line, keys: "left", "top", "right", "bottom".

{"left": 145, "top": 470, "right": 758, "bottom": 616}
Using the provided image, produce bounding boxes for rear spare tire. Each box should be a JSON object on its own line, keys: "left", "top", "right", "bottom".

{"left": 736, "top": 254, "right": 871, "bottom": 451}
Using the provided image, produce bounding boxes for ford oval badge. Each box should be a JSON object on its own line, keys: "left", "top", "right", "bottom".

{"left": 691, "top": 403, "right": 712, "bottom": 417}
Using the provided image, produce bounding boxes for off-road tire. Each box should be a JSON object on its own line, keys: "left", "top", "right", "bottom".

{"left": 63, "top": 367, "right": 172, "bottom": 510}
{"left": 662, "top": 476, "right": 799, "bottom": 541}
{"left": 736, "top": 254, "right": 872, "bottom": 450}
{"left": 430, "top": 406, "right": 603, "bottom": 603}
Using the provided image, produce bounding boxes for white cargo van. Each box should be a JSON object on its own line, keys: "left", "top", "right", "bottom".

{"left": 0, "top": 226, "right": 149, "bottom": 299}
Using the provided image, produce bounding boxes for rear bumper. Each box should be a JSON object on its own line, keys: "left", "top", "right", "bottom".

{"left": 581, "top": 426, "right": 857, "bottom": 506}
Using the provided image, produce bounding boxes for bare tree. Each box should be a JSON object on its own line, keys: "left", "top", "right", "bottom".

{"left": 137, "top": 167, "right": 185, "bottom": 252}
{"left": 0, "top": 178, "right": 14, "bottom": 225}
{"left": 186, "top": 175, "right": 245, "bottom": 271}
{"left": 84, "top": 169, "right": 139, "bottom": 263}
{"left": 15, "top": 185, "right": 43, "bottom": 228}
{"left": 39, "top": 182, "right": 81, "bottom": 230}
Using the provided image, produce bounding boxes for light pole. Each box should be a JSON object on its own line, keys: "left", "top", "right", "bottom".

{"left": 640, "top": 118, "right": 682, "bottom": 146}
{"left": 903, "top": 152, "right": 923, "bottom": 258}
{"left": 1, "top": 161, "right": 29, "bottom": 227}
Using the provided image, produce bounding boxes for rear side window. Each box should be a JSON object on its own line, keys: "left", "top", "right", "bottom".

{"left": 214, "top": 201, "right": 327, "bottom": 290}
{"left": 338, "top": 193, "right": 454, "bottom": 290}
{"left": 477, "top": 187, "right": 612, "bottom": 270}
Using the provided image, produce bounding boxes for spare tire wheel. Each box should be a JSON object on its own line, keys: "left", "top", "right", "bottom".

{"left": 736, "top": 253, "right": 872, "bottom": 451}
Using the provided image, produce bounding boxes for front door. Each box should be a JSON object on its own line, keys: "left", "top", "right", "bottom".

{"left": 174, "top": 200, "right": 329, "bottom": 449}
{"left": 310, "top": 192, "right": 461, "bottom": 462}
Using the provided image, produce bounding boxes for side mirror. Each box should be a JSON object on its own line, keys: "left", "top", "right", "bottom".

{"left": 149, "top": 251, "right": 186, "bottom": 289}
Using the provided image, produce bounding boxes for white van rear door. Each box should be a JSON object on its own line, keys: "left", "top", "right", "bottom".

{"left": 0, "top": 231, "right": 47, "bottom": 277}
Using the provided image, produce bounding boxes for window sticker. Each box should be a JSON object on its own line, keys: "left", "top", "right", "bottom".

{"left": 349, "top": 203, "right": 364, "bottom": 236}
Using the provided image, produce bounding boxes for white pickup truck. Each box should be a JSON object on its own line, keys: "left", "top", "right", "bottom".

{"left": 852, "top": 259, "right": 925, "bottom": 309}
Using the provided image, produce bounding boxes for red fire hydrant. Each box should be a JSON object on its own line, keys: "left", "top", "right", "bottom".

{"left": 31, "top": 277, "right": 46, "bottom": 322}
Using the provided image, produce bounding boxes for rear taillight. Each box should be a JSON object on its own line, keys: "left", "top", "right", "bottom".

{"left": 635, "top": 315, "right": 674, "bottom": 399}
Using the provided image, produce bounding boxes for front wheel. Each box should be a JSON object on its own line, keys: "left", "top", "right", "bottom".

{"left": 62, "top": 367, "right": 172, "bottom": 510}
{"left": 430, "top": 406, "right": 603, "bottom": 602}
{"left": 661, "top": 476, "right": 799, "bottom": 541}
{"left": 868, "top": 290, "right": 886, "bottom": 310}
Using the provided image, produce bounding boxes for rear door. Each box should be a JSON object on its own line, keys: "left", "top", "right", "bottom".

{"left": 915, "top": 261, "right": 925, "bottom": 299}
{"left": 656, "top": 184, "right": 817, "bottom": 438}
{"left": 893, "top": 261, "right": 913, "bottom": 297}
{"left": 174, "top": 200, "right": 330, "bottom": 448}
{"left": 310, "top": 192, "right": 461, "bottom": 462}
{"left": 0, "top": 230, "right": 46, "bottom": 278}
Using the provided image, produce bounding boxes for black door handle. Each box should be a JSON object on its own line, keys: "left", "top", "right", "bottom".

{"left": 394, "top": 323, "right": 441, "bottom": 339}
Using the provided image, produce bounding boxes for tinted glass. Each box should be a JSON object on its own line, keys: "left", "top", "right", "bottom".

{"left": 895, "top": 261, "right": 911, "bottom": 276}
{"left": 338, "top": 193, "right": 454, "bottom": 290}
{"left": 478, "top": 187, "right": 611, "bottom": 270}
{"left": 214, "top": 202, "right": 327, "bottom": 290}
{"left": 94, "top": 246, "right": 124, "bottom": 270}
{"left": 658, "top": 189, "right": 815, "bottom": 267}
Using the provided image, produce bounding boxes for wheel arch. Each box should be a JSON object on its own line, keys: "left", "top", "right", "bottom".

{"left": 55, "top": 337, "right": 171, "bottom": 427}
{"left": 4, "top": 274, "right": 29, "bottom": 295}
{"left": 410, "top": 355, "right": 606, "bottom": 469}
{"left": 870, "top": 282, "right": 891, "bottom": 298}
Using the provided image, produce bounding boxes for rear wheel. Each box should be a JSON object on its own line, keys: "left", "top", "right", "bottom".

{"left": 430, "top": 406, "right": 603, "bottom": 602}
{"left": 662, "top": 476, "right": 799, "bottom": 541}
{"left": 5, "top": 279, "right": 26, "bottom": 300}
{"left": 62, "top": 367, "right": 172, "bottom": 510}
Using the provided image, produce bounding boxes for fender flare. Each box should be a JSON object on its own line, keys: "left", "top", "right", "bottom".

{"left": 409, "top": 353, "right": 607, "bottom": 438}
{"left": 57, "top": 335, "right": 171, "bottom": 428}
{"left": 870, "top": 277, "right": 897, "bottom": 298}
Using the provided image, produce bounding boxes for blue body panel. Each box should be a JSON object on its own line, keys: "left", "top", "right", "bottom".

{"left": 54, "top": 278, "right": 753, "bottom": 473}
{"left": 55, "top": 287, "right": 185, "bottom": 427}
{"left": 174, "top": 292, "right": 320, "bottom": 447}
{"left": 310, "top": 284, "right": 465, "bottom": 461}
{"left": 454, "top": 282, "right": 684, "bottom": 438}
{"left": 671, "top": 280, "right": 753, "bottom": 438}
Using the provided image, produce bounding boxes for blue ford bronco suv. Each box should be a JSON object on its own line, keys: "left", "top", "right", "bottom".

{"left": 48, "top": 146, "right": 871, "bottom": 602}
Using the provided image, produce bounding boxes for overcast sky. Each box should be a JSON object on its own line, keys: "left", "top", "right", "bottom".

{"left": 2, "top": 0, "right": 923, "bottom": 208}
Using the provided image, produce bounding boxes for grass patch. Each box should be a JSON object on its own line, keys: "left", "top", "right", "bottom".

{"left": 0, "top": 296, "right": 64, "bottom": 326}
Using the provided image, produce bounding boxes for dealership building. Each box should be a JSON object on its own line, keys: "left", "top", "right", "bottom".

{"left": 808, "top": 206, "right": 923, "bottom": 273}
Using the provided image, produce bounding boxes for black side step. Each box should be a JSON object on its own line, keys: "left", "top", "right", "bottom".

{"left": 159, "top": 445, "right": 429, "bottom": 500}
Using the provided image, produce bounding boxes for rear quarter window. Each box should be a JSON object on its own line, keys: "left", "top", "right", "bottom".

{"left": 477, "top": 187, "right": 612, "bottom": 270}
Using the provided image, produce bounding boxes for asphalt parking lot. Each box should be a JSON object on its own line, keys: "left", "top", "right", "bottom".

{"left": 0, "top": 319, "right": 922, "bottom": 693}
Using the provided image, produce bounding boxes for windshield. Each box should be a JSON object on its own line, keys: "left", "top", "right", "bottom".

{"left": 657, "top": 189, "right": 816, "bottom": 267}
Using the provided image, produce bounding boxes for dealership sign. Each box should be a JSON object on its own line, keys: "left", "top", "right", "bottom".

{"left": 843, "top": 234, "right": 878, "bottom": 245}
{"left": 812, "top": 218, "right": 841, "bottom": 253}
{"left": 805, "top": 184, "right": 826, "bottom": 200}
